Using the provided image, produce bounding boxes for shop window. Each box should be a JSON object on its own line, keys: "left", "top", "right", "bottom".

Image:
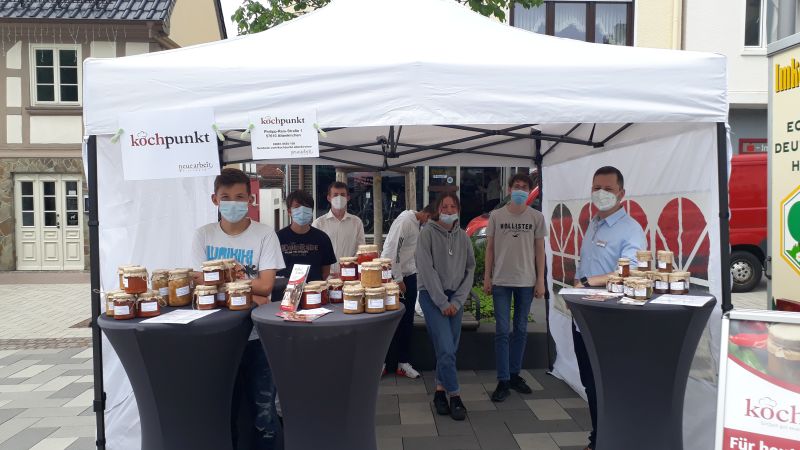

{"left": 744, "top": 0, "right": 764, "bottom": 47}
{"left": 347, "top": 171, "right": 406, "bottom": 236}
{"left": 31, "top": 45, "right": 81, "bottom": 105}
{"left": 738, "top": 138, "right": 768, "bottom": 154}
{"left": 513, "top": 1, "right": 633, "bottom": 46}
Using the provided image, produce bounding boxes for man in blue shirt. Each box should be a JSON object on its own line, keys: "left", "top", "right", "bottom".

{"left": 573, "top": 166, "right": 646, "bottom": 450}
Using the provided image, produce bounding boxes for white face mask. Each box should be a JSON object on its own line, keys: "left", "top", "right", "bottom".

{"left": 330, "top": 196, "right": 347, "bottom": 211}
{"left": 591, "top": 189, "right": 619, "bottom": 211}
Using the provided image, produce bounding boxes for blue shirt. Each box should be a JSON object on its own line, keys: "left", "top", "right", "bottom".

{"left": 576, "top": 208, "right": 647, "bottom": 279}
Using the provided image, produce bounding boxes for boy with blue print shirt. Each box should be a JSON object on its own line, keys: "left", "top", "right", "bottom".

{"left": 191, "top": 167, "right": 285, "bottom": 450}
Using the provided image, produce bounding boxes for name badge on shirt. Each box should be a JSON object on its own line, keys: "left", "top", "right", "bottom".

{"left": 595, "top": 240, "right": 607, "bottom": 248}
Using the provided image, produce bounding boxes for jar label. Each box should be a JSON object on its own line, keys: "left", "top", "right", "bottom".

{"left": 231, "top": 296, "right": 247, "bottom": 306}
{"left": 216, "top": 292, "right": 226, "bottom": 300}
{"left": 306, "top": 293, "right": 322, "bottom": 305}
{"left": 617, "top": 266, "right": 623, "bottom": 275}
{"left": 656, "top": 281, "right": 669, "bottom": 290}
{"left": 199, "top": 295, "right": 215, "bottom": 305}
{"left": 670, "top": 281, "right": 686, "bottom": 291}
{"left": 634, "top": 289, "right": 647, "bottom": 298}
{"left": 140, "top": 302, "right": 158, "bottom": 312}
{"left": 114, "top": 305, "right": 130, "bottom": 316}
{"left": 344, "top": 300, "right": 359, "bottom": 310}
{"left": 330, "top": 290, "right": 343, "bottom": 300}
{"left": 341, "top": 268, "right": 356, "bottom": 277}
{"left": 658, "top": 261, "right": 667, "bottom": 269}
{"left": 368, "top": 298, "right": 384, "bottom": 309}
{"left": 386, "top": 295, "right": 397, "bottom": 305}
{"left": 611, "top": 284, "right": 623, "bottom": 294}
{"left": 624, "top": 286, "right": 633, "bottom": 297}
{"left": 382, "top": 270, "right": 392, "bottom": 280}
{"left": 638, "top": 261, "right": 649, "bottom": 268}
{"left": 158, "top": 287, "right": 169, "bottom": 296}
{"left": 123, "top": 278, "right": 129, "bottom": 288}
{"left": 204, "top": 271, "right": 220, "bottom": 282}
{"left": 176, "top": 286, "right": 191, "bottom": 297}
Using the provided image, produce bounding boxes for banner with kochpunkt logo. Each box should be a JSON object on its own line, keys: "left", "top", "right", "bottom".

{"left": 119, "top": 108, "right": 220, "bottom": 181}
{"left": 249, "top": 110, "right": 319, "bottom": 160}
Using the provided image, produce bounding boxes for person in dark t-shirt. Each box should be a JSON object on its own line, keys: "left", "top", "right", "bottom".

{"left": 277, "top": 190, "right": 337, "bottom": 282}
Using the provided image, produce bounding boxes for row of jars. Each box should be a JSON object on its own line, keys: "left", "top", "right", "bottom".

{"left": 105, "top": 290, "right": 166, "bottom": 320}
{"left": 608, "top": 270, "right": 691, "bottom": 297}
{"left": 342, "top": 282, "right": 401, "bottom": 314}
{"left": 338, "top": 245, "right": 393, "bottom": 287}
{"left": 618, "top": 250, "right": 677, "bottom": 277}
{"left": 118, "top": 259, "right": 240, "bottom": 295}
{"left": 193, "top": 282, "right": 253, "bottom": 311}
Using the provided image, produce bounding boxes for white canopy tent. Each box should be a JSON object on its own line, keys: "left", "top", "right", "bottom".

{"left": 82, "top": 0, "right": 731, "bottom": 448}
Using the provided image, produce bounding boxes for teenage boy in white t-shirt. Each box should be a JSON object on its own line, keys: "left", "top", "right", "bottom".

{"left": 191, "top": 168, "right": 285, "bottom": 450}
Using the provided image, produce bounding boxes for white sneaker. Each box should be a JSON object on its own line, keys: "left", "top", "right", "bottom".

{"left": 396, "top": 362, "right": 420, "bottom": 379}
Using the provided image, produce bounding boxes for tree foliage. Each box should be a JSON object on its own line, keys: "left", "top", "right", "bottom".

{"left": 232, "top": 0, "right": 544, "bottom": 35}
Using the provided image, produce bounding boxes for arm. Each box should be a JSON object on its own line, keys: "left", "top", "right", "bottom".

{"left": 414, "top": 229, "right": 450, "bottom": 311}
{"left": 321, "top": 265, "right": 331, "bottom": 280}
{"left": 251, "top": 269, "right": 276, "bottom": 304}
{"left": 356, "top": 218, "right": 366, "bottom": 246}
{"left": 482, "top": 214, "right": 496, "bottom": 294}
{"left": 451, "top": 234, "right": 476, "bottom": 311}
{"left": 535, "top": 237, "right": 545, "bottom": 298}
{"left": 380, "top": 220, "right": 407, "bottom": 291}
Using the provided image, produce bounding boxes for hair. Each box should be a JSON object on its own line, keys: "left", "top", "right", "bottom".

{"left": 435, "top": 192, "right": 461, "bottom": 216}
{"left": 421, "top": 203, "right": 436, "bottom": 216}
{"left": 508, "top": 173, "right": 534, "bottom": 190}
{"left": 327, "top": 181, "right": 348, "bottom": 195}
{"left": 214, "top": 168, "right": 251, "bottom": 195}
{"left": 286, "top": 190, "right": 314, "bottom": 209}
{"left": 593, "top": 166, "right": 625, "bottom": 189}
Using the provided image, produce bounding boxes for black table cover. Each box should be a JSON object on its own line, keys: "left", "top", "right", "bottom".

{"left": 563, "top": 291, "right": 716, "bottom": 450}
{"left": 99, "top": 306, "right": 252, "bottom": 450}
{"left": 252, "top": 303, "right": 404, "bottom": 450}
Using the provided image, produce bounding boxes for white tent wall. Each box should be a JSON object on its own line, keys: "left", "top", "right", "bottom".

{"left": 541, "top": 122, "right": 729, "bottom": 450}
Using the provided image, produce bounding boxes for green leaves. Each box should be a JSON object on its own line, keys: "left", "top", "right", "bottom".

{"left": 232, "top": 0, "right": 544, "bottom": 34}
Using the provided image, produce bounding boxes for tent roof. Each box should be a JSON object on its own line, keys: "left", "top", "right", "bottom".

{"left": 83, "top": 0, "right": 728, "bottom": 136}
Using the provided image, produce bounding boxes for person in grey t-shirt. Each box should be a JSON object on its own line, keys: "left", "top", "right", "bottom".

{"left": 483, "top": 173, "right": 547, "bottom": 402}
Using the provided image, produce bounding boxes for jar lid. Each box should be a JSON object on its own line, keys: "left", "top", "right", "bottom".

{"left": 629, "top": 270, "right": 647, "bottom": 278}
{"left": 222, "top": 258, "right": 237, "bottom": 264}
{"left": 344, "top": 280, "right": 362, "bottom": 287}
{"left": 636, "top": 250, "right": 652, "bottom": 259}
{"left": 114, "top": 292, "right": 135, "bottom": 300}
{"left": 327, "top": 278, "right": 343, "bottom": 287}
{"left": 117, "top": 264, "right": 136, "bottom": 274}
{"left": 202, "top": 261, "right": 225, "bottom": 270}
{"left": 607, "top": 276, "right": 623, "bottom": 282}
{"left": 657, "top": 250, "right": 674, "bottom": 257}
{"left": 343, "top": 285, "right": 365, "bottom": 295}
{"left": 618, "top": 258, "right": 630, "bottom": 264}
{"left": 357, "top": 244, "right": 379, "bottom": 254}
{"left": 123, "top": 266, "right": 147, "bottom": 276}
{"left": 303, "top": 283, "right": 324, "bottom": 292}
{"left": 361, "top": 261, "right": 382, "bottom": 269}
{"left": 105, "top": 289, "right": 125, "bottom": 299}
{"left": 669, "top": 272, "right": 691, "bottom": 280}
{"left": 239, "top": 279, "right": 253, "bottom": 286}
{"left": 151, "top": 269, "right": 170, "bottom": 276}
{"left": 137, "top": 290, "right": 160, "bottom": 301}
{"left": 339, "top": 256, "right": 358, "bottom": 263}
{"left": 217, "top": 284, "right": 229, "bottom": 293}
{"left": 365, "top": 287, "right": 386, "bottom": 295}
{"left": 194, "top": 285, "right": 217, "bottom": 295}
{"left": 168, "top": 269, "right": 191, "bottom": 277}
{"left": 228, "top": 282, "right": 250, "bottom": 293}
{"left": 383, "top": 282, "right": 400, "bottom": 292}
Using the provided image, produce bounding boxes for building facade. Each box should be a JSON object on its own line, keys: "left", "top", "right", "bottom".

{"left": 0, "top": 0, "right": 225, "bottom": 271}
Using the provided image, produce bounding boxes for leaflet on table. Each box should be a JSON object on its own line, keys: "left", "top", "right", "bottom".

{"left": 618, "top": 297, "right": 648, "bottom": 306}
{"left": 649, "top": 295, "right": 713, "bottom": 307}
{"left": 559, "top": 288, "right": 620, "bottom": 297}
{"left": 279, "top": 264, "right": 311, "bottom": 312}
{"left": 141, "top": 309, "right": 220, "bottom": 324}
{"left": 276, "top": 307, "right": 333, "bottom": 322}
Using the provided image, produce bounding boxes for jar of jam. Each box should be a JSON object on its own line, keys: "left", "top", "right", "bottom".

{"left": 222, "top": 258, "right": 237, "bottom": 283}
{"left": 657, "top": 251, "right": 674, "bottom": 273}
{"left": 113, "top": 293, "right": 136, "bottom": 320}
{"left": 617, "top": 258, "right": 631, "bottom": 278}
{"left": 629, "top": 270, "right": 647, "bottom": 279}
{"left": 632, "top": 279, "right": 653, "bottom": 300}
{"left": 360, "top": 261, "right": 383, "bottom": 288}
{"left": 365, "top": 287, "right": 386, "bottom": 313}
{"left": 328, "top": 279, "right": 344, "bottom": 304}
{"left": 201, "top": 260, "right": 226, "bottom": 286}
{"left": 105, "top": 290, "right": 124, "bottom": 317}
{"left": 168, "top": 269, "right": 193, "bottom": 306}
{"left": 376, "top": 258, "right": 393, "bottom": 283}
{"left": 623, "top": 279, "right": 635, "bottom": 298}
{"left": 216, "top": 284, "right": 229, "bottom": 307}
{"left": 669, "top": 272, "right": 690, "bottom": 295}
{"left": 317, "top": 281, "right": 329, "bottom": 305}
{"left": 607, "top": 276, "right": 624, "bottom": 294}
{"left": 194, "top": 285, "right": 218, "bottom": 310}
{"left": 117, "top": 265, "right": 134, "bottom": 290}
{"left": 767, "top": 324, "right": 800, "bottom": 385}
{"left": 653, "top": 273, "right": 671, "bottom": 294}
{"left": 339, "top": 257, "right": 359, "bottom": 281}
{"left": 383, "top": 283, "right": 401, "bottom": 311}
{"left": 301, "top": 284, "right": 324, "bottom": 309}
{"left": 151, "top": 269, "right": 170, "bottom": 303}
{"left": 636, "top": 251, "right": 652, "bottom": 271}
{"left": 137, "top": 290, "right": 163, "bottom": 318}
{"left": 122, "top": 266, "right": 148, "bottom": 294}
{"left": 227, "top": 282, "right": 252, "bottom": 311}
{"left": 343, "top": 285, "right": 365, "bottom": 314}
{"left": 356, "top": 244, "right": 379, "bottom": 274}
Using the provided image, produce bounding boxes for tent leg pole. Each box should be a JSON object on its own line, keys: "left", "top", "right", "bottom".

{"left": 716, "top": 122, "right": 732, "bottom": 313}
{"left": 533, "top": 131, "right": 555, "bottom": 372}
{"left": 88, "top": 135, "right": 107, "bottom": 449}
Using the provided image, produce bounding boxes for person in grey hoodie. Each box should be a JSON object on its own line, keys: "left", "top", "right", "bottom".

{"left": 415, "top": 192, "right": 476, "bottom": 421}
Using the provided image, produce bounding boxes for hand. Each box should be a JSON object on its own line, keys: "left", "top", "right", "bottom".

{"left": 483, "top": 277, "right": 492, "bottom": 295}
{"left": 233, "top": 263, "right": 246, "bottom": 280}
{"left": 535, "top": 280, "right": 546, "bottom": 299}
{"left": 442, "top": 304, "right": 458, "bottom": 316}
{"left": 398, "top": 281, "right": 407, "bottom": 294}
{"left": 574, "top": 280, "right": 582, "bottom": 288}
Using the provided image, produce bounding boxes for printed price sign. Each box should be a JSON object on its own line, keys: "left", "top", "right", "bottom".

{"left": 249, "top": 111, "right": 319, "bottom": 160}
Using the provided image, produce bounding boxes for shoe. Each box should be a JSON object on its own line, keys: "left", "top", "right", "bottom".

{"left": 381, "top": 363, "right": 387, "bottom": 377}
{"left": 449, "top": 395, "right": 467, "bottom": 421}
{"left": 491, "top": 381, "right": 511, "bottom": 402}
{"left": 396, "top": 362, "right": 420, "bottom": 379}
{"left": 510, "top": 374, "right": 533, "bottom": 394}
{"left": 433, "top": 391, "right": 450, "bottom": 415}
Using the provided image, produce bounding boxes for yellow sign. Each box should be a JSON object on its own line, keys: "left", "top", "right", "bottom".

{"left": 775, "top": 58, "right": 800, "bottom": 93}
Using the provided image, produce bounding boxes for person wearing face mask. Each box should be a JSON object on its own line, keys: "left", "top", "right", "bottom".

{"left": 483, "top": 173, "right": 547, "bottom": 402}
{"left": 311, "top": 182, "right": 366, "bottom": 275}
{"left": 191, "top": 168, "right": 286, "bottom": 449}
{"left": 572, "top": 166, "right": 646, "bottom": 450}
{"left": 415, "top": 193, "right": 475, "bottom": 421}
{"left": 276, "top": 190, "right": 337, "bottom": 282}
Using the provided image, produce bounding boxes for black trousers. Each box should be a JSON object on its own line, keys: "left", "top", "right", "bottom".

{"left": 386, "top": 273, "right": 417, "bottom": 370}
{"left": 572, "top": 324, "right": 597, "bottom": 449}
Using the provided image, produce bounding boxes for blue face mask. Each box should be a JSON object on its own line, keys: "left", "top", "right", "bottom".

{"left": 510, "top": 189, "right": 528, "bottom": 205}
{"left": 219, "top": 201, "right": 249, "bottom": 223}
{"left": 439, "top": 213, "right": 459, "bottom": 225}
{"left": 291, "top": 206, "right": 314, "bottom": 226}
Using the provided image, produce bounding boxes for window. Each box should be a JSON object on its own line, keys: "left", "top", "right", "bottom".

{"left": 767, "top": 0, "right": 800, "bottom": 44}
{"left": 744, "top": 0, "right": 764, "bottom": 47}
{"left": 31, "top": 45, "right": 80, "bottom": 105}
{"left": 513, "top": 1, "right": 633, "bottom": 46}
{"left": 20, "top": 182, "right": 34, "bottom": 227}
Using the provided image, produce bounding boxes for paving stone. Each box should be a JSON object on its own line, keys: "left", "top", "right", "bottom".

{"left": 567, "top": 407, "right": 593, "bottom": 432}
{"left": 376, "top": 413, "right": 401, "bottom": 426}
{"left": 379, "top": 384, "right": 428, "bottom": 395}
{"left": 550, "top": 431, "right": 591, "bottom": 447}
{"left": 63, "top": 389, "right": 93, "bottom": 409}
{"left": 555, "top": 397, "right": 588, "bottom": 410}
{"left": 403, "top": 434, "right": 481, "bottom": 450}
{"left": 9, "top": 364, "right": 53, "bottom": 379}
{"left": 399, "top": 402, "right": 434, "bottom": 425}
{"left": 4, "top": 398, "right": 71, "bottom": 409}
{"left": 35, "top": 376, "right": 82, "bottom": 393}
{"left": 514, "top": 432, "right": 560, "bottom": 450}
{"left": 376, "top": 395, "right": 399, "bottom": 415}
{"left": 0, "top": 360, "right": 38, "bottom": 378}
{"left": 70, "top": 349, "right": 93, "bottom": 360}
{"left": 525, "top": 399, "right": 572, "bottom": 421}
{"left": 0, "top": 384, "right": 40, "bottom": 393}
{"left": 494, "top": 395, "right": 531, "bottom": 411}
{"left": 377, "top": 437, "right": 403, "bottom": 450}
{"left": 48, "top": 426, "right": 96, "bottom": 438}
{"left": 25, "top": 367, "right": 71, "bottom": 386}
{"left": 0, "top": 417, "right": 41, "bottom": 445}
{"left": 431, "top": 412, "right": 475, "bottom": 436}
{"left": 18, "top": 408, "right": 85, "bottom": 418}
{"left": 462, "top": 399, "right": 496, "bottom": 412}
{"left": 48, "top": 382, "right": 92, "bottom": 400}
{"left": 29, "top": 437, "right": 78, "bottom": 450}
{"left": 30, "top": 416, "right": 94, "bottom": 428}
{"left": 376, "top": 424, "right": 437, "bottom": 439}
{"left": 396, "top": 393, "right": 431, "bottom": 404}
{"left": 65, "top": 437, "right": 94, "bottom": 450}
{"left": 0, "top": 426, "right": 57, "bottom": 450}
{"left": 471, "top": 421, "right": 519, "bottom": 450}
{"left": 0, "top": 409, "right": 23, "bottom": 427}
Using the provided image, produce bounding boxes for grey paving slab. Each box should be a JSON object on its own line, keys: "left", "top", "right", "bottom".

{"left": 48, "top": 425, "right": 96, "bottom": 438}
{"left": 376, "top": 413, "right": 401, "bottom": 426}
{"left": 17, "top": 408, "right": 85, "bottom": 418}
{"left": 432, "top": 412, "right": 475, "bottom": 436}
{"left": 65, "top": 437, "right": 95, "bottom": 450}
{"left": 472, "top": 421, "right": 520, "bottom": 450}
{"left": 513, "top": 432, "right": 560, "bottom": 450}
{"left": 0, "top": 409, "right": 23, "bottom": 426}
{"left": 377, "top": 395, "right": 399, "bottom": 415}
{"left": 567, "top": 408, "right": 593, "bottom": 432}
{"left": 377, "top": 437, "right": 403, "bottom": 450}
{"left": 376, "top": 424, "right": 438, "bottom": 439}
{"left": 48, "top": 382, "right": 93, "bottom": 400}
{"left": 403, "top": 434, "right": 481, "bottom": 450}
{"left": 396, "top": 393, "right": 431, "bottom": 404}
{"left": 550, "top": 431, "right": 591, "bottom": 447}
{"left": 0, "top": 426, "right": 56, "bottom": 450}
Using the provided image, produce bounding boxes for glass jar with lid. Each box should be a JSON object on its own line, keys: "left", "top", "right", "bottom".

{"left": 168, "top": 269, "right": 193, "bottom": 306}
{"left": 365, "top": 287, "right": 386, "bottom": 313}
{"left": 117, "top": 265, "right": 135, "bottom": 290}
{"left": 629, "top": 270, "right": 647, "bottom": 279}
{"left": 669, "top": 272, "right": 690, "bottom": 295}
{"left": 216, "top": 284, "right": 229, "bottom": 307}
{"left": 113, "top": 293, "right": 136, "bottom": 320}
{"left": 302, "top": 283, "right": 324, "bottom": 309}
{"left": 122, "top": 266, "right": 148, "bottom": 294}
{"left": 343, "top": 285, "right": 365, "bottom": 314}
{"left": 339, "top": 257, "right": 359, "bottom": 281}
{"left": 383, "top": 283, "right": 401, "bottom": 311}
{"left": 151, "top": 269, "right": 170, "bottom": 302}
{"left": 137, "top": 290, "right": 163, "bottom": 318}
{"left": 356, "top": 244, "right": 379, "bottom": 274}
{"left": 227, "top": 282, "right": 252, "bottom": 311}
{"left": 317, "top": 281, "right": 330, "bottom": 305}
{"left": 617, "top": 258, "right": 631, "bottom": 278}
{"left": 657, "top": 251, "right": 674, "bottom": 273}
{"left": 201, "top": 260, "right": 226, "bottom": 286}
{"left": 623, "top": 279, "right": 636, "bottom": 298}
{"left": 360, "top": 261, "right": 383, "bottom": 288}
{"left": 653, "top": 273, "right": 671, "bottom": 294}
{"left": 328, "top": 279, "right": 344, "bottom": 304}
{"left": 632, "top": 279, "right": 653, "bottom": 300}
{"left": 636, "top": 251, "right": 653, "bottom": 271}
{"left": 222, "top": 258, "right": 237, "bottom": 283}
{"left": 105, "top": 290, "right": 124, "bottom": 317}
{"left": 377, "top": 258, "right": 393, "bottom": 283}
{"left": 194, "top": 285, "right": 218, "bottom": 310}
{"left": 607, "top": 276, "right": 624, "bottom": 294}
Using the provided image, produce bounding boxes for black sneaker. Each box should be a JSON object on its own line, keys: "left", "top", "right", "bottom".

{"left": 449, "top": 395, "right": 467, "bottom": 421}
{"left": 433, "top": 391, "right": 450, "bottom": 415}
{"left": 510, "top": 374, "right": 533, "bottom": 394}
{"left": 491, "top": 381, "right": 511, "bottom": 402}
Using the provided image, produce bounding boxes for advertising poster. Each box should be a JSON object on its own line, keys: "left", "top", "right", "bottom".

{"left": 716, "top": 311, "right": 800, "bottom": 450}
{"left": 249, "top": 111, "right": 319, "bottom": 160}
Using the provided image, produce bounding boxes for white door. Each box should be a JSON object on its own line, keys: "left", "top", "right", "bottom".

{"left": 14, "top": 174, "right": 84, "bottom": 270}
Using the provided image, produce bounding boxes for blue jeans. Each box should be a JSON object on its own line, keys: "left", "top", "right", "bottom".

{"left": 232, "top": 340, "right": 282, "bottom": 450}
{"left": 492, "top": 286, "right": 533, "bottom": 381}
{"left": 419, "top": 290, "right": 463, "bottom": 395}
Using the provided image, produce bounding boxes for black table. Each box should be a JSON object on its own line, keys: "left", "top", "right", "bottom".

{"left": 252, "top": 303, "right": 404, "bottom": 450}
{"left": 98, "top": 306, "right": 252, "bottom": 450}
{"left": 563, "top": 291, "right": 715, "bottom": 450}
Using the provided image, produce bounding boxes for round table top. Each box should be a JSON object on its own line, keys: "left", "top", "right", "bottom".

{"left": 562, "top": 289, "right": 716, "bottom": 312}
{"left": 98, "top": 306, "right": 251, "bottom": 332}
{"left": 252, "top": 302, "right": 405, "bottom": 328}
